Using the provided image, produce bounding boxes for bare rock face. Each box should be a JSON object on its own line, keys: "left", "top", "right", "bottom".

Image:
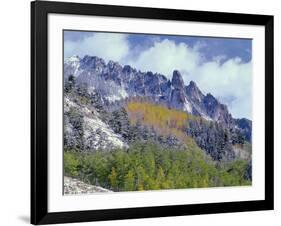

{"left": 185, "top": 80, "right": 204, "bottom": 104}
{"left": 64, "top": 176, "right": 112, "bottom": 195}
{"left": 203, "top": 93, "right": 233, "bottom": 127}
{"left": 168, "top": 70, "right": 192, "bottom": 113}
{"left": 234, "top": 118, "right": 252, "bottom": 142}
{"left": 171, "top": 70, "right": 185, "bottom": 90}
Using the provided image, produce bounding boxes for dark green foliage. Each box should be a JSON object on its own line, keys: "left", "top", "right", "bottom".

{"left": 216, "top": 160, "right": 251, "bottom": 186}
{"left": 64, "top": 107, "right": 84, "bottom": 150}
{"left": 244, "top": 161, "right": 252, "bottom": 180}
{"left": 90, "top": 92, "right": 109, "bottom": 121}
{"left": 64, "top": 151, "right": 80, "bottom": 177}
{"left": 230, "top": 128, "right": 246, "bottom": 145}
{"left": 108, "top": 108, "right": 130, "bottom": 140}
{"left": 64, "top": 75, "right": 76, "bottom": 93}
{"left": 186, "top": 119, "right": 245, "bottom": 161}
{"left": 64, "top": 142, "right": 251, "bottom": 192}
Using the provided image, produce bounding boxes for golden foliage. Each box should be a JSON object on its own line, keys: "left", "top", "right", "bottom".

{"left": 126, "top": 101, "right": 197, "bottom": 145}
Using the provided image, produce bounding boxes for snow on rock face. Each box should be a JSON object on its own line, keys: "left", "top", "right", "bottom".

{"left": 169, "top": 70, "right": 193, "bottom": 113}
{"left": 102, "top": 83, "right": 128, "bottom": 103}
{"left": 169, "top": 88, "right": 192, "bottom": 114}
{"left": 64, "top": 96, "right": 80, "bottom": 111}
{"left": 64, "top": 176, "right": 112, "bottom": 194}
{"left": 183, "top": 98, "right": 192, "bottom": 113}
{"left": 232, "top": 144, "right": 251, "bottom": 161}
{"left": 203, "top": 93, "right": 233, "bottom": 126}
{"left": 64, "top": 96, "right": 127, "bottom": 151}
{"left": 186, "top": 80, "right": 204, "bottom": 103}
{"left": 83, "top": 115, "right": 127, "bottom": 150}
{"left": 64, "top": 55, "right": 81, "bottom": 78}
{"left": 65, "top": 55, "right": 81, "bottom": 64}
{"left": 80, "top": 55, "right": 106, "bottom": 73}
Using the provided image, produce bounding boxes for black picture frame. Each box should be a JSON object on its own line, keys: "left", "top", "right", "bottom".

{"left": 31, "top": 0, "right": 274, "bottom": 224}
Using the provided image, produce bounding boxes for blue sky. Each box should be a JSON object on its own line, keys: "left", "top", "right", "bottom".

{"left": 64, "top": 31, "right": 251, "bottom": 63}
{"left": 64, "top": 30, "right": 252, "bottom": 119}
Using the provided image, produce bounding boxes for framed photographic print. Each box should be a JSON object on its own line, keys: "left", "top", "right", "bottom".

{"left": 31, "top": 0, "right": 274, "bottom": 224}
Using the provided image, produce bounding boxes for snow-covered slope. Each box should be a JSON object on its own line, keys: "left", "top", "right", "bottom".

{"left": 64, "top": 96, "right": 127, "bottom": 151}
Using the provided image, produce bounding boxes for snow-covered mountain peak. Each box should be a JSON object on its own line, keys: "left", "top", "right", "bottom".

{"left": 64, "top": 55, "right": 251, "bottom": 135}
{"left": 65, "top": 55, "right": 80, "bottom": 63}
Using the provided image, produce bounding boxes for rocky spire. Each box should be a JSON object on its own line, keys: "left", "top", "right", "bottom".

{"left": 171, "top": 70, "right": 184, "bottom": 90}
{"left": 185, "top": 80, "right": 204, "bottom": 103}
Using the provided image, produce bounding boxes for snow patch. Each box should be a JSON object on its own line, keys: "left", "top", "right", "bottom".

{"left": 183, "top": 98, "right": 192, "bottom": 113}
{"left": 202, "top": 115, "right": 213, "bottom": 121}
{"left": 65, "top": 55, "right": 81, "bottom": 76}
{"left": 105, "top": 87, "right": 128, "bottom": 102}
{"left": 83, "top": 115, "right": 127, "bottom": 150}
{"left": 65, "top": 96, "right": 127, "bottom": 150}
{"left": 65, "top": 55, "right": 80, "bottom": 63}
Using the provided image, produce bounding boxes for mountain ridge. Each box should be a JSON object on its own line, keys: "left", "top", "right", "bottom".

{"left": 64, "top": 55, "right": 251, "bottom": 141}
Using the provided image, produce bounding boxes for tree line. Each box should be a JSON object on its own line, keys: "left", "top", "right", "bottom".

{"left": 64, "top": 142, "right": 251, "bottom": 192}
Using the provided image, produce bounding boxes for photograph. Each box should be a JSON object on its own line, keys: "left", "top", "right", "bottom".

{"left": 63, "top": 30, "right": 253, "bottom": 194}
{"left": 30, "top": 1, "right": 273, "bottom": 224}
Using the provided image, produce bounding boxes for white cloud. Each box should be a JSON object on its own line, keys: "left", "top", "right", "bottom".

{"left": 64, "top": 33, "right": 129, "bottom": 62}
{"left": 187, "top": 58, "right": 252, "bottom": 119}
{"left": 127, "top": 39, "right": 201, "bottom": 78}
